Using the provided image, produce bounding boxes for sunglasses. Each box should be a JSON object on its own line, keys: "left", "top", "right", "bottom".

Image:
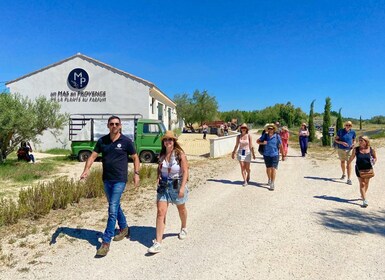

{"left": 109, "top": 122, "right": 120, "bottom": 127}
{"left": 163, "top": 138, "right": 174, "bottom": 142}
{"left": 345, "top": 125, "right": 351, "bottom": 127}
{"left": 267, "top": 127, "right": 274, "bottom": 130}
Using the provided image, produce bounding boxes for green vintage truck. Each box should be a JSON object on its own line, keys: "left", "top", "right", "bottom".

{"left": 69, "top": 114, "right": 166, "bottom": 163}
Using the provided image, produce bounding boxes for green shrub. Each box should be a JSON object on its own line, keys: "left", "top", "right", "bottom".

{"left": 0, "top": 165, "right": 157, "bottom": 227}
{"left": 0, "top": 198, "right": 19, "bottom": 227}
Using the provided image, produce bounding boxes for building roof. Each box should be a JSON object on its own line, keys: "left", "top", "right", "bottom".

{"left": 6, "top": 53, "right": 175, "bottom": 106}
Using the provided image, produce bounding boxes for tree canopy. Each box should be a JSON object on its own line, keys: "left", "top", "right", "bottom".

{"left": 0, "top": 93, "right": 67, "bottom": 162}
{"left": 174, "top": 90, "right": 218, "bottom": 129}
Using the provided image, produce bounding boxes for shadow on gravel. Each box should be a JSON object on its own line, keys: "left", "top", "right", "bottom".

{"left": 314, "top": 195, "right": 361, "bottom": 206}
{"left": 50, "top": 227, "right": 102, "bottom": 247}
{"left": 304, "top": 176, "right": 346, "bottom": 184}
{"left": 207, "top": 179, "right": 270, "bottom": 189}
{"left": 315, "top": 208, "right": 385, "bottom": 237}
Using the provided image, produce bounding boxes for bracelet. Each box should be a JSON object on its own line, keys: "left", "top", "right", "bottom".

{"left": 134, "top": 171, "right": 140, "bottom": 175}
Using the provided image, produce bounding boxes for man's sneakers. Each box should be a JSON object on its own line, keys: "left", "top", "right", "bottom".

{"left": 340, "top": 174, "right": 346, "bottom": 180}
{"left": 347, "top": 179, "right": 352, "bottom": 185}
{"left": 113, "top": 226, "right": 130, "bottom": 241}
{"left": 148, "top": 240, "right": 162, "bottom": 254}
{"left": 96, "top": 242, "right": 110, "bottom": 257}
{"left": 178, "top": 228, "right": 188, "bottom": 240}
{"left": 362, "top": 200, "right": 369, "bottom": 208}
{"left": 269, "top": 182, "right": 275, "bottom": 191}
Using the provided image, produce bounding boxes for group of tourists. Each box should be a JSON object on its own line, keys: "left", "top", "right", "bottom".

{"left": 78, "top": 115, "right": 377, "bottom": 258}
{"left": 80, "top": 116, "right": 189, "bottom": 257}
{"left": 232, "top": 121, "right": 377, "bottom": 207}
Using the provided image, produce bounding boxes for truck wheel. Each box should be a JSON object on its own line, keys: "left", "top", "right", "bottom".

{"left": 140, "top": 151, "right": 154, "bottom": 163}
{"left": 78, "top": 151, "right": 91, "bottom": 162}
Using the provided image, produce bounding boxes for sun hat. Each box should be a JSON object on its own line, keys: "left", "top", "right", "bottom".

{"left": 264, "top": 123, "right": 276, "bottom": 132}
{"left": 344, "top": 121, "right": 353, "bottom": 126}
{"left": 281, "top": 126, "right": 289, "bottom": 131}
{"left": 240, "top": 123, "right": 248, "bottom": 129}
{"left": 301, "top": 123, "right": 307, "bottom": 127}
{"left": 161, "top": 130, "right": 178, "bottom": 141}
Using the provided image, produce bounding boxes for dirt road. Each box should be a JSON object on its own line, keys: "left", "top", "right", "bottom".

{"left": 2, "top": 145, "right": 385, "bottom": 279}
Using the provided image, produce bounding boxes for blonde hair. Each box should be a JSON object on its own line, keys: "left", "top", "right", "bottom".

{"left": 359, "top": 135, "right": 371, "bottom": 147}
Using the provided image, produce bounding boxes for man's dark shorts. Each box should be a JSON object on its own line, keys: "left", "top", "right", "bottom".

{"left": 263, "top": 155, "right": 279, "bottom": 169}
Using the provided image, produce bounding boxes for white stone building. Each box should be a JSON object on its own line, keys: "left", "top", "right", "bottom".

{"left": 6, "top": 53, "right": 177, "bottom": 150}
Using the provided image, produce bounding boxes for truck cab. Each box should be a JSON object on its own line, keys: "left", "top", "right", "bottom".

{"left": 69, "top": 114, "right": 165, "bottom": 163}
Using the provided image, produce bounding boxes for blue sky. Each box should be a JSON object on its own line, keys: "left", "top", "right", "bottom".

{"left": 1, "top": 0, "right": 384, "bottom": 119}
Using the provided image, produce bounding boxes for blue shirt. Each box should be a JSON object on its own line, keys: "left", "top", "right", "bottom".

{"left": 259, "top": 133, "right": 282, "bottom": 157}
{"left": 337, "top": 128, "right": 356, "bottom": 150}
{"left": 94, "top": 134, "right": 136, "bottom": 182}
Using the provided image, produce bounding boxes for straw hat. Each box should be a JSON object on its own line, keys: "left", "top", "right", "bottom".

{"left": 264, "top": 123, "right": 276, "bottom": 132}
{"left": 161, "top": 130, "right": 178, "bottom": 141}
{"left": 344, "top": 121, "right": 352, "bottom": 126}
{"left": 239, "top": 123, "right": 249, "bottom": 132}
{"left": 281, "top": 126, "right": 289, "bottom": 131}
{"left": 301, "top": 123, "right": 307, "bottom": 127}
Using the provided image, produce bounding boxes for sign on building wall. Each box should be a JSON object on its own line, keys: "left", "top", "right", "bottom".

{"left": 49, "top": 68, "right": 107, "bottom": 103}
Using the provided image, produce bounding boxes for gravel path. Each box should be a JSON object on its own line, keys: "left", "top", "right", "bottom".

{"left": 2, "top": 146, "right": 385, "bottom": 280}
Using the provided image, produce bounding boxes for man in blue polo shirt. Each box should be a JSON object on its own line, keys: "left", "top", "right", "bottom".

{"left": 80, "top": 115, "right": 140, "bottom": 257}
{"left": 334, "top": 121, "right": 356, "bottom": 185}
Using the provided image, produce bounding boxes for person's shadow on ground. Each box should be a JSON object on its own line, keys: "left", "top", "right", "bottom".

{"left": 304, "top": 176, "right": 346, "bottom": 184}
{"left": 207, "top": 179, "right": 270, "bottom": 190}
{"left": 50, "top": 227, "right": 102, "bottom": 247}
{"left": 314, "top": 195, "right": 362, "bottom": 206}
{"left": 129, "top": 226, "right": 179, "bottom": 256}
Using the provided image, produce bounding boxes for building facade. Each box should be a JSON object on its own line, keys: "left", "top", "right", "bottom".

{"left": 6, "top": 53, "right": 177, "bottom": 150}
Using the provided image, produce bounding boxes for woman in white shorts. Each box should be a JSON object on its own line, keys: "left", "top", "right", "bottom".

{"left": 232, "top": 123, "right": 256, "bottom": 186}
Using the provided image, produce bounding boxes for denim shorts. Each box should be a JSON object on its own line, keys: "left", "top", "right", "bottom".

{"left": 157, "top": 181, "right": 189, "bottom": 205}
{"left": 263, "top": 155, "right": 279, "bottom": 169}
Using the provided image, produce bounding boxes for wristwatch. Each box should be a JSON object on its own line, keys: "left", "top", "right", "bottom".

{"left": 134, "top": 171, "right": 140, "bottom": 175}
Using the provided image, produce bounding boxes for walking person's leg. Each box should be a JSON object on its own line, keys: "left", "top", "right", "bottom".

{"left": 97, "top": 181, "right": 126, "bottom": 256}
{"left": 346, "top": 160, "right": 352, "bottom": 183}
{"left": 299, "top": 137, "right": 305, "bottom": 156}
{"left": 103, "top": 182, "right": 127, "bottom": 242}
{"left": 303, "top": 137, "right": 308, "bottom": 155}
{"left": 340, "top": 160, "right": 346, "bottom": 178}
{"left": 148, "top": 201, "right": 168, "bottom": 254}
{"left": 155, "top": 201, "right": 168, "bottom": 242}
{"left": 239, "top": 161, "right": 247, "bottom": 185}
{"left": 245, "top": 162, "right": 251, "bottom": 183}
{"left": 177, "top": 203, "right": 188, "bottom": 239}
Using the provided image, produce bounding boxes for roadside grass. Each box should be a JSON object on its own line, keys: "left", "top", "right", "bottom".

{"left": 0, "top": 165, "right": 158, "bottom": 228}
{"left": 0, "top": 155, "right": 75, "bottom": 184}
{"left": 43, "top": 148, "right": 72, "bottom": 155}
{"left": 0, "top": 164, "right": 159, "bottom": 267}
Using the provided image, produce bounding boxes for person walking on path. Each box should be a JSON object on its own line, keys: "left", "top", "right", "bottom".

{"left": 148, "top": 130, "right": 189, "bottom": 254}
{"left": 257, "top": 123, "right": 284, "bottom": 191}
{"left": 232, "top": 123, "right": 256, "bottom": 187}
{"left": 347, "top": 136, "right": 377, "bottom": 208}
{"left": 202, "top": 123, "right": 208, "bottom": 140}
{"left": 335, "top": 121, "right": 356, "bottom": 185}
{"left": 280, "top": 126, "right": 290, "bottom": 159}
{"left": 80, "top": 115, "right": 140, "bottom": 257}
{"left": 298, "top": 123, "right": 309, "bottom": 157}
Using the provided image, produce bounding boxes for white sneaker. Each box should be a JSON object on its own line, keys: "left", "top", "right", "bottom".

{"left": 268, "top": 179, "right": 272, "bottom": 186}
{"left": 148, "top": 240, "right": 162, "bottom": 254}
{"left": 269, "top": 182, "right": 275, "bottom": 191}
{"left": 178, "top": 228, "right": 188, "bottom": 240}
